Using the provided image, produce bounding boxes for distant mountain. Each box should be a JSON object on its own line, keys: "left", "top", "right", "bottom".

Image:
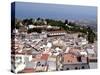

{"left": 74, "top": 20, "right": 97, "bottom": 32}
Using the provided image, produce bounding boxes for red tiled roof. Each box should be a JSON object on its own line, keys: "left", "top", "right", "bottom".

{"left": 41, "top": 54, "right": 49, "bottom": 61}
{"left": 63, "top": 53, "right": 77, "bottom": 63}
{"left": 22, "top": 68, "right": 36, "bottom": 73}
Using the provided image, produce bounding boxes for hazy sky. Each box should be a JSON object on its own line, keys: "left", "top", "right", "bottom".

{"left": 13, "top": 2, "right": 97, "bottom": 20}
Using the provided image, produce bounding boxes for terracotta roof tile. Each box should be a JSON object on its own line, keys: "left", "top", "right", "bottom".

{"left": 41, "top": 54, "right": 49, "bottom": 61}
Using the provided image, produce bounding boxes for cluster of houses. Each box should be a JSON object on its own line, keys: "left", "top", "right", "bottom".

{"left": 11, "top": 23, "right": 97, "bottom": 73}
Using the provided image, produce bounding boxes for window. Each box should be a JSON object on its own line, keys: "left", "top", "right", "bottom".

{"left": 66, "top": 68, "right": 69, "bottom": 70}
{"left": 37, "top": 62, "right": 41, "bottom": 66}
{"left": 82, "top": 66, "right": 85, "bottom": 69}
{"left": 68, "top": 60, "right": 70, "bottom": 62}
{"left": 42, "top": 64, "right": 44, "bottom": 67}
{"left": 75, "top": 67, "right": 78, "bottom": 69}
{"left": 77, "top": 56, "right": 82, "bottom": 62}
